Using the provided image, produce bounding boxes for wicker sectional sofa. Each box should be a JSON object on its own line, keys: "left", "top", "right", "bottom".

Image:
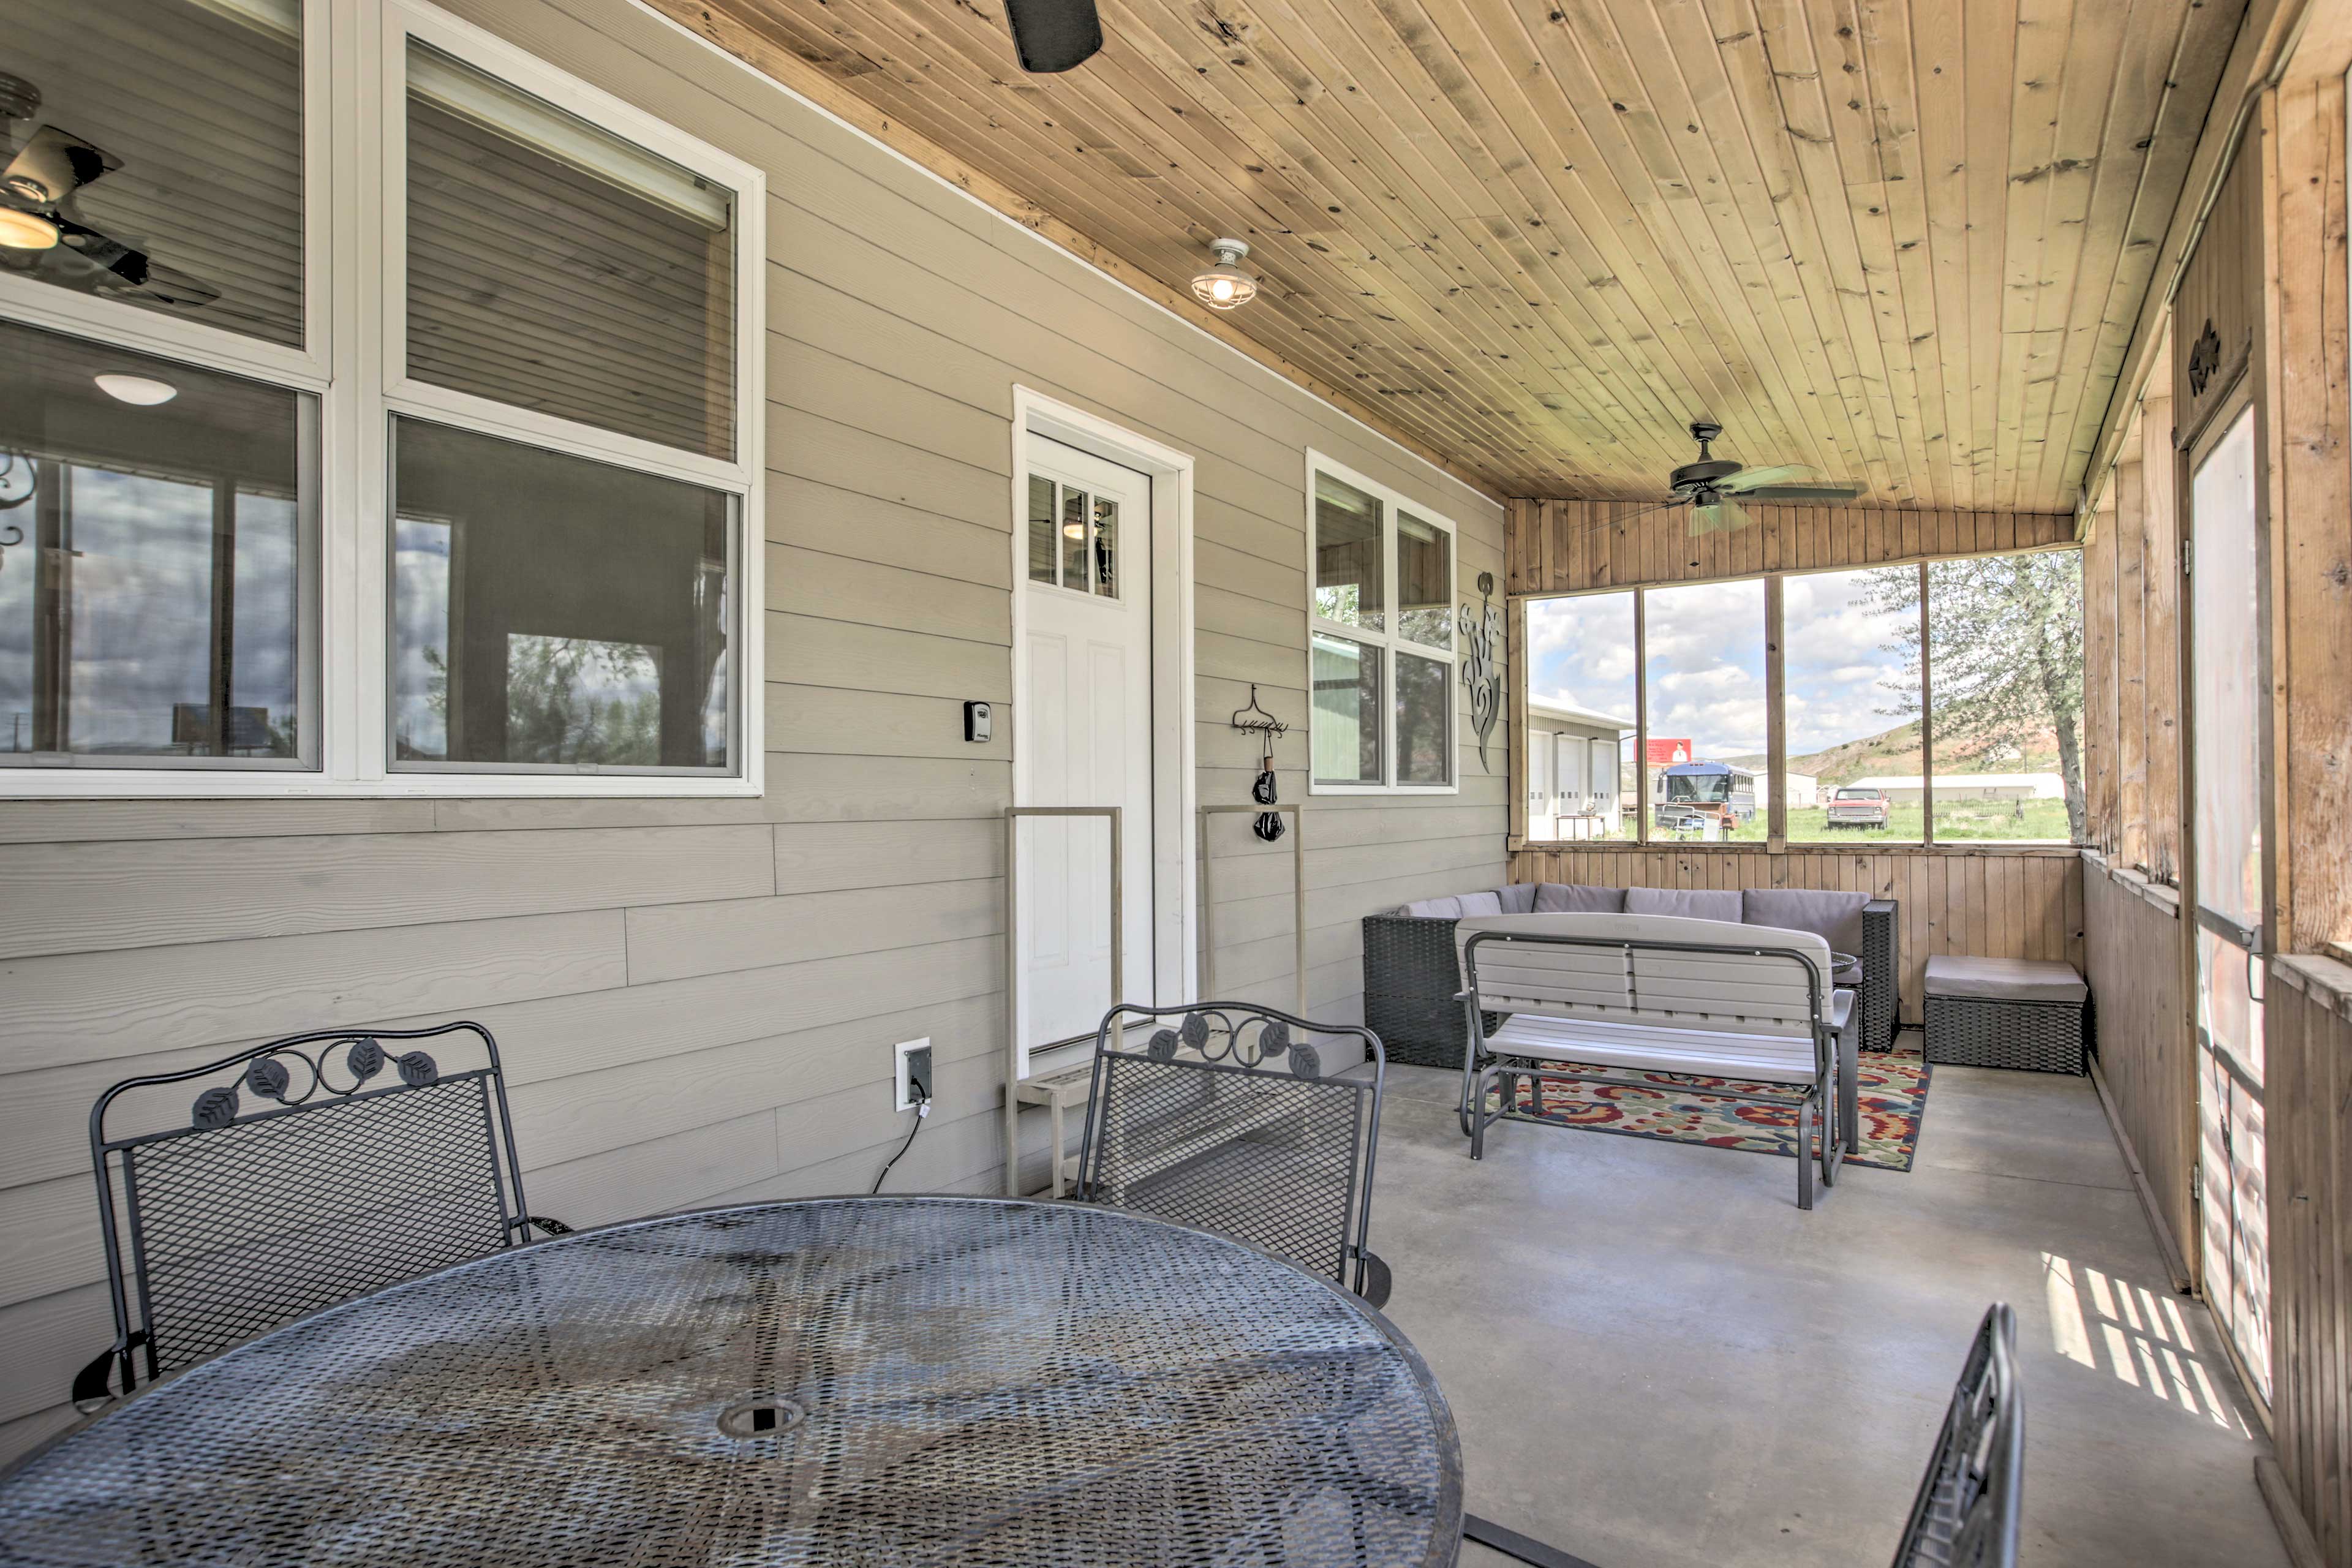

{"left": 1364, "top": 883, "right": 1899, "bottom": 1068}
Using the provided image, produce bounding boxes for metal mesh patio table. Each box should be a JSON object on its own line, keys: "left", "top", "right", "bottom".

{"left": 0, "top": 1196, "right": 1463, "bottom": 1567}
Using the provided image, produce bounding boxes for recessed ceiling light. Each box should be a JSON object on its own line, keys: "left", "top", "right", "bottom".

{"left": 1190, "top": 238, "right": 1258, "bottom": 311}
{"left": 94, "top": 374, "right": 178, "bottom": 406}
{"left": 0, "top": 208, "right": 59, "bottom": 251}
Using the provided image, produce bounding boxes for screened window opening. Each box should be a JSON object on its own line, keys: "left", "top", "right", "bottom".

{"left": 404, "top": 39, "right": 736, "bottom": 458}
{"left": 1525, "top": 590, "right": 1636, "bottom": 840}
{"left": 1784, "top": 567, "right": 1923, "bottom": 843}
{"left": 1927, "top": 553, "right": 2084, "bottom": 844}
{"left": 1643, "top": 580, "right": 1766, "bottom": 841}
{"left": 1520, "top": 548, "right": 2085, "bottom": 846}
{"left": 0, "top": 319, "right": 313, "bottom": 767}
{"left": 390, "top": 419, "right": 733, "bottom": 773}
{"left": 0, "top": 0, "right": 306, "bottom": 346}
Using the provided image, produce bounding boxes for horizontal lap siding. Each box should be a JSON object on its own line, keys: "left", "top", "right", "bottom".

{"left": 0, "top": 0, "right": 1505, "bottom": 1461}
{"left": 1506, "top": 845, "right": 2084, "bottom": 1025}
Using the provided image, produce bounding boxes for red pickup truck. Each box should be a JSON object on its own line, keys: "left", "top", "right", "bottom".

{"left": 1825, "top": 786, "right": 1891, "bottom": 830}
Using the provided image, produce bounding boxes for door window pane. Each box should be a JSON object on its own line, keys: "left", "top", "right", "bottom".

{"left": 1091, "top": 494, "right": 1118, "bottom": 598}
{"left": 1313, "top": 472, "right": 1383, "bottom": 631}
{"left": 390, "top": 419, "right": 734, "bottom": 773}
{"left": 405, "top": 40, "right": 736, "bottom": 458}
{"left": 1643, "top": 581, "right": 1765, "bottom": 840}
{"left": 1059, "top": 484, "right": 1088, "bottom": 590}
{"left": 1026, "top": 474, "right": 1055, "bottom": 584}
{"left": 1395, "top": 650, "right": 1450, "bottom": 785}
{"left": 1525, "top": 591, "right": 1637, "bottom": 840}
{"left": 0, "top": 0, "right": 304, "bottom": 345}
{"left": 1311, "top": 631, "right": 1381, "bottom": 785}
{"left": 1926, "top": 552, "right": 2084, "bottom": 843}
{"left": 0, "top": 321, "right": 311, "bottom": 766}
{"left": 1784, "top": 567, "right": 1922, "bottom": 842}
{"left": 1396, "top": 511, "right": 1450, "bottom": 648}
{"left": 2190, "top": 410, "right": 2262, "bottom": 927}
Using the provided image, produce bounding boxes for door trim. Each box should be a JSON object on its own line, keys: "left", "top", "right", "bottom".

{"left": 1008, "top": 388, "right": 1197, "bottom": 1080}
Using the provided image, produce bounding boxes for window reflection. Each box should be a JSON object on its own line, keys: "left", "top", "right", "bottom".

{"left": 0, "top": 321, "right": 311, "bottom": 766}
{"left": 390, "top": 420, "right": 734, "bottom": 773}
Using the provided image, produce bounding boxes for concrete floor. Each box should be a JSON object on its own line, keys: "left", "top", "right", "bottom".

{"left": 1370, "top": 1039, "right": 2287, "bottom": 1568}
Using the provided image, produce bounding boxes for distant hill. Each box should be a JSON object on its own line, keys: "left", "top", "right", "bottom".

{"left": 1724, "top": 720, "right": 2060, "bottom": 786}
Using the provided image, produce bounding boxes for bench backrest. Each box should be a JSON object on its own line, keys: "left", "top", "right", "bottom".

{"left": 1455, "top": 913, "right": 1832, "bottom": 1040}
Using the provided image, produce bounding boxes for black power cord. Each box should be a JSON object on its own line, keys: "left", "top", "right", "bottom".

{"left": 869, "top": 1094, "right": 932, "bottom": 1194}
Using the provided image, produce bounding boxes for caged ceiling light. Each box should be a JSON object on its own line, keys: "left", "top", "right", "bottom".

{"left": 1189, "top": 238, "right": 1257, "bottom": 311}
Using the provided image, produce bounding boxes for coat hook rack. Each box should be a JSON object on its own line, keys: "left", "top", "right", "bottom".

{"left": 1228, "top": 684, "right": 1287, "bottom": 739}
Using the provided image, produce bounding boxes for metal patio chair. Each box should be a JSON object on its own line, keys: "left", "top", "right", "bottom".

{"left": 1893, "top": 1303, "right": 2025, "bottom": 1568}
{"left": 73, "top": 1021, "right": 566, "bottom": 1410}
{"left": 1075, "top": 1001, "right": 1391, "bottom": 1308}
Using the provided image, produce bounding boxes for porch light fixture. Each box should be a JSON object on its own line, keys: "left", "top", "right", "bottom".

{"left": 94, "top": 374, "right": 178, "bottom": 405}
{"left": 1191, "top": 238, "right": 1257, "bottom": 311}
{"left": 0, "top": 207, "right": 59, "bottom": 251}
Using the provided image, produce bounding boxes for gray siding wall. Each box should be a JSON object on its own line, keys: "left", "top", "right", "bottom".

{"left": 0, "top": 0, "right": 1505, "bottom": 1462}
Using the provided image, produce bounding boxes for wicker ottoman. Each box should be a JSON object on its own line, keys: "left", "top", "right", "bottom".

{"left": 1923, "top": 956, "right": 2089, "bottom": 1074}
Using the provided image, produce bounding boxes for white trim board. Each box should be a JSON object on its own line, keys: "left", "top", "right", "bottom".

{"left": 625, "top": 0, "right": 1502, "bottom": 514}
{"left": 1008, "top": 387, "right": 1199, "bottom": 1083}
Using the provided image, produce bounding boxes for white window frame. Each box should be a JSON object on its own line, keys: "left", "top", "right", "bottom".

{"left": 0, "top": 0, "right": 765, "bottom": 798}
{"left": 1304, "top": 450, "right": 1460, "bottom": 796}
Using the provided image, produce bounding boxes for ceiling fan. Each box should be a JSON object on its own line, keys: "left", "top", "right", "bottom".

{"left": 0, "top": 73, "right": 222, "bottom": 311}
{"left": 1645, "top": 420, "right": 1862, "bottom": 535}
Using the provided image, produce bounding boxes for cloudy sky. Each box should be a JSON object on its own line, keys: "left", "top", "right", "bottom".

{"left": 1528, "top": 567, "right": 1917, "bottom": 763}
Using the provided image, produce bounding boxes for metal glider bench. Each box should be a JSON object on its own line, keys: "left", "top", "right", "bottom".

{"left": 1453, "top": 913, "right": 1858, "bottom": 1209}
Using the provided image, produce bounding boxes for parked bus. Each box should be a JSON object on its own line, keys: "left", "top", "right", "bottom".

{"left": 1651, "top": 761, "right": 1758, "bottom": 834}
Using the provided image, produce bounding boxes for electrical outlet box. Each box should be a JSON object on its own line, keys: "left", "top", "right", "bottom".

{"left": 894, "top": 1038, "right": 933, "bottom": 1112}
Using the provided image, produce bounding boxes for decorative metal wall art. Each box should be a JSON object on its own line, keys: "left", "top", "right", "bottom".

{"left": 1459, "top": 572, "right": 1502, "bottom": 772}
{"left": 2187, "top": 318, "right": 2222, "bottom": 397}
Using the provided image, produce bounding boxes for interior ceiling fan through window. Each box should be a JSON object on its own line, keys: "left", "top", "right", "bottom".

{"left": 1630, "top": 421, "right": 1863, "bottom": 536}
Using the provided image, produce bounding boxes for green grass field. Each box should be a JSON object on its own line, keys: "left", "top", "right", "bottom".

{"left": 1635, "top": 797, "right": 2073, "bottom": 844}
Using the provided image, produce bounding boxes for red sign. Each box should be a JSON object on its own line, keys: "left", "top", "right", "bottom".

{"left": 1645, "top": 738, "right": 1692, "bottom": 768}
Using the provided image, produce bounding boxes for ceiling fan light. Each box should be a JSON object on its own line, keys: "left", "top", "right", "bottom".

{"left": 94, "top": 373, "right": 178, "bottom": 406}
{"left": 1190, "top": 238, "right": 1257, "bottom": 311}
{"left": 0, "top": 207, "right": 59, "bottom": 251}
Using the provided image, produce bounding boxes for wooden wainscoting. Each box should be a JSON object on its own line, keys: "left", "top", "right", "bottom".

{"left": 1506, "top": 844, "right": 2082, "bottom": 1027}
{"left": 2082, "top": 853, "right": 2195, "bottom": 1281}
{"left": 1503, "top": 500, "right": 2077, "bottom": 595}
{"left": 2268, "top": 956, "right": 2352, "bottom": 1567}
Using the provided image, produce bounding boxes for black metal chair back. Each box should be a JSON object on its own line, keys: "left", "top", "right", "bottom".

{"left": 1893, "top": 1302, "right": 2024, "bottom": 1568}
{"left": 1076, "top": 1001, "right": 1391, "bottom": 1306}
{"left": 77, "top": 1021, "right": 559, "bottom": 1408}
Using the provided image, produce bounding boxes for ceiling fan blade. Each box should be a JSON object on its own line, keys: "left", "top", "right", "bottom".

{"left": 1741, "top": 484, "right": 1863, "bottom": 501}
{"left": 1003, "top": 0, "right": 1102, "bottom": 72}
{"left": 1719, "top": 463, "right": 1822, "bottom": 493}
{"left": 130, "top": 261, "right": 222, "bottom": 310}
{"left": 50, "top": 216, "right": 149, "bottom": 286}
{"left": 1687, "top": 496, "right": 1751, "bottom": 536}
{"left": 1, "top": 125, "right": 119, "bottom": 205}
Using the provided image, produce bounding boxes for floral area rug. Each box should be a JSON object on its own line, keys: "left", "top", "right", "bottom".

{"left": 1486, "top": 1044, "right": 1931, "bottom": 1172}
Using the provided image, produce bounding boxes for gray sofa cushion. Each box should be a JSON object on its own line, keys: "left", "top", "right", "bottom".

{"left": 1926, "top": 955, "right": 2087, "bottom": 1005}
{"left": 1400, "top": 895, "right": 1460, "bottom": 919}
{"left": 1624, "top": 886, "right": 1743, "bottom": 922}
{"left": 1498, "top": 883, "right": 1539, "bottom": 914}
{"left": 1454, "top": 891, "right": 1504, "bottom": 918}
{"left": 1742, "top": 889, "right": 1869, "bottom": 955}
{"left": 1533, "top": 883, "right": 1626, "bottom": 914}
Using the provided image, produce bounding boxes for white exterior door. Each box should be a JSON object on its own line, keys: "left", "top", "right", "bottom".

{"left": 1020, "top": 435, "right": 1154, "bottom": 1052}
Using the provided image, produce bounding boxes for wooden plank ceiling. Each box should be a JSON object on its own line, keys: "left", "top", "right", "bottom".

{"left": 665, "top": 0, "right": 2246, "bottom": 507}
